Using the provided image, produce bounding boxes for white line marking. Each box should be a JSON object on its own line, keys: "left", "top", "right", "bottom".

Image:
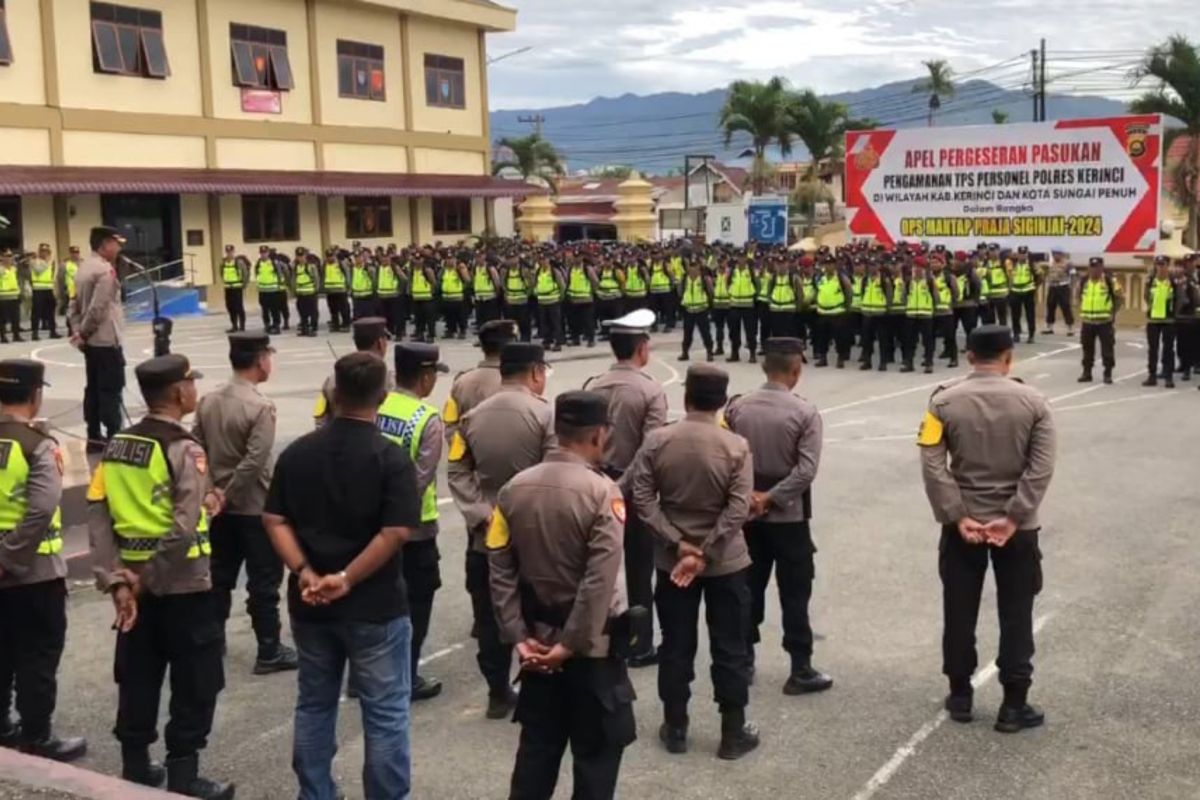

{"left": 1054, "top": 392, "right": 1172, "bottom": 413}
{"left": 1033, "top": 373, "right": 1050, "bottom": 381}
{"left": 1047, "top": 370, "right": 1142, "bottom": 404}
{"left": 437, "top": 497, "right": 453, "bottom": 506}
{"left": 1126, "top": 341, "right": 1145, "bottom": 350}
{"left": 418, "top": 642, "right": 466, "bottom": 666}
{"left": 827, "top": 419, "right": 867, "bottom": 429}
{"left": 851, "top": 613, "right": 1053, "bottom": 800}
{"left": 653, "top": 356, "right": 682, "bottom": 387}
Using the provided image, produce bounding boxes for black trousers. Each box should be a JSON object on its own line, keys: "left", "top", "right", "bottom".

{"left": 377, "top": 296, "right": 401, "bottom": 337}
{"left": 442, "top": 300, "right": 468, "bottom": 336}
{"left": 224, "top": 288, "right": 246, "bottom": 331}
{"left": 621, "top": 488, "right": 655, "bottom": 657}
{"left": 935, "top": 314, "right": 958, "bottom": 362}
{"left": 296, "top": 294, "right": 319, "bottom": 332}
{"left": 352, "top": 296, "right": 381, "bottom": 321}
{"left": 989, "top": 297, "right": 1009, "bottom": 326}
{"left": 1045, "top": 285, "right": 1074, "bottom": 328}
{"left": 882, "top": 314, "right": 905, "bottom": 363}
{"left": 1009, "top": 292, "right": 1036, "bottom": 338}
{"left": 567, "top": 302, "right": 596, "bottom": 345}
{"left": 114, "top": 591, "right": 224, "bottom": 757}
{"left": 797, "top": 310, "right": 818, "bottom": 344}
{"left": 509, "top": 658, "right": 635, "bottom": 800}
{"left": 746, "top": 522, "right": 814, "bottom": 665}
{"left": 859, "top": 314, "right": 884, "bottom": 364}
{"left": 325, "top": 293, "right": 351, "bottom": 331}
{"left": 83, "top": 345, "right": 125, "bottom": 442}
{"left": 0, "top": 579, "right": 67, "bottom": 740}
{"left": 474, "top": 297, "right": 501, "bottom": 330}
{"left": 711, "top": 307, "right": 729, "bottom": 349}
{"left": 649, "top": 293, "right": 673, "bottom": 330}
{"left": 939, "top": 526, "right": 1041, "bottom": 690}
{"left": 403, "top": 539, "right": 442, "bottom": 681}
{"left": 1177, "top": 320, "right": 1198, "bottom": 372}
{"left": 622, "top": 295, "right": 646, "bottom": 313}
{"left": 596, "top": 299, "right": 623, "bottom": 331}
{"left": 1081, "top": 321, "right": 1116, "bottom": 371}
{"left": 767, "top": 310, "right": 796, "bottom": 339}
{"left": 505, "top": 302, "right": 533, "bottom": 342}
{"left": 0, "top": 299, "right": 20, "bottom": 339}
{"left": 978, "top": 301, "right": 996, "bottom": 325}
{"left": 903, "top": 317, "right": 935, "bottom": 366}
{"left": 538, "top": 303, "right": 563, "bottom": 347}
{"left": 259, "top": 291, "right": 283, "bottom": 330}
{"left": 656, "top": 568, "right": 750, "bottom": 717}
{"left": 814, "top": 314, "right": 851, "bottom": 360}
{"left": 1146, "top": 322, "right": 1176, "bottom": 379}
{"left": 30, "top": 290, "right": 57, "bottom": 335}
{"left": 280, "top": 293, "right": 291, "bottom": 328}
{"left": 412, "top": 300, "right": 438, "bottom": 340}
{"left": 209, "top": 513, "right": 283, "bottom": 651}
{"left": 465, "top": 549, "right": 513, "bottom": 696}
{"left": 728, "top": 307, "right": 757, "bottom": 356}
{"left": 681, "top": 310, "right": 712, "bottom": 355}
{"left": 954, "top": 306, "right": 978, "bottom": 339}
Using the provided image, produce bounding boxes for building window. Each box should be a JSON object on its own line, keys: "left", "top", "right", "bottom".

{"left": 0, "top": 1, "right": 13, "bottom": 66}
{"left": 242, "top": 196, "right": 299, "bottom": 243}
{"left": 90, "top": 2, "right": 169, "bottom": 78}
{"left": 230, "top": 23, "right": 294, "bottom": 91}
{"left": 0, "top": 196, "right": 21, "bottom": 253}
{"left": 345, "top": 197, "right": 392, "bottom": 238}
{"left": 424, "top": 54, "right": 465, "bottom": 109}
{"left": 432, "top": 198, "right": 472, "bottom": 235}
{"left": 337, "top": 40, "right": 384, "bottom": 101}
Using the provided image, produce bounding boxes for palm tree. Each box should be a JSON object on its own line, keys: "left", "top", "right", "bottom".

{"left": 992, "top": 109, "right": 1010, "bottom": 124}
{"left": 491, "top": 133, "right": 566, "bottom": 192}
{"left": 1130, "top": 35, "right": 1200, "bottom": 248}
{"left": 788, "top": 90, "right": 860, "bottom": 232}
{"left": 719, "top": 77, "right": 793, "bottom": 195}
{"left": 912, "top": 60, "right": 956, "bottom": 127}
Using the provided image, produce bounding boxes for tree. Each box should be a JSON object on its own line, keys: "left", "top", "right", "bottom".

{"left": 587, "top": 164, "right": 634, "bottom": 179}
{"left": 787, "top": 91, "right": 872, "bottom": 231}
{"left": 912, "top": 60, "right": 956, "bottom": 127}
{"left": 491, "top": 133, "right": 566, "bottom": 192}
{"left": 719, "top": 76, "right": 793, "bottom": 195}
{"left": 1130, "top": 35, "right": 1200, "bottom": 248}
{"left": 992, "top": 109, "right": 1010, "bottom": 124}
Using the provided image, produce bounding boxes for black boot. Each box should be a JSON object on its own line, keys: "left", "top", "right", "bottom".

{"left": 19, "top": 731, "right": 87, "bottom": 763}
{"left": 412, "top": 674, "right": 443, "bottom": 702}
{"left": 165, "top": 754, "right": 235, "bottom": 800}
{"left": 900, "top": 361, "right": 915, "bottom": 373}
{"left": 1142, "top": 375, "right": 1157, "bottom": 387}
{"left": 947, "top": 358, "right": 958, "bottom": 368}
{"left": 1182, "top": 368, "right": 1191, "bottom": 381}
{"left": 815, "top": 357, "right": 828, "bottom": 367}
{"left": 1164, "top": 377, "right": 1175, "bottom": 389}
{"left": 836, "top": 357, "right": 846, "bottom": 369}
{"left": 717, "top": 707, "right": 760, "bottom": 760}
{"left": 486, "top": 689, "right": 518, "bottom": 720}
{"left": 747, "top": 351, "right": 757, "bottom": 364}
{"left": 658, "top": 721, "right": 688, "bottom": 755}
{"left": 783, "top": 661, "right": 833, "bottom": 695}
{"left": 944, "top": 678, "right": 973, "bottom": 723}
{"left": 1077, "top": 370, "right": 1092, "bottom": 383}
{"left": 122, "top": 746, "right": 167, "bottom": 788}
{"left": 726, "top": 352, "right": 741, "bottom": 363}
{"left": 0, "top": 715, "right": 18, "bottom": 747}
{"left": 706, "top": 350, "right": 714, "bottom": 363}
{"left": 253, "top": 642, "right": 298, "bottom": 675}
{"left": 677, "top": 351, "right": 690, "bottom": 362}
{"left": 1102, "top": 368, "right": 1113, "bottom": 385}
{"left": 859, "top": 360, "right": 872, "bottom": 371}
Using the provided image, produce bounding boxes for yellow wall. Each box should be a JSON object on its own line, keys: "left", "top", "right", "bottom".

{"left": 179, "top": 194, "right": 214, "bottom": 286}
{"left": 322, "top": 143, "right": 408, "bottom": 173}
{"left": 206, "top": 0, "right": 313, "bottom": 124}
{"left": 54, "top": 0, "right": 203, "bottom": 116}
{"left": 64, "top": 194, "right": 102, "bottom": 251}
{"left": 313, "top": 1, "right": 405, "bottom": 129}
{"left": 219, "top": 194, "right": 322, "bottom": 258}
{"left": 62, "top": 131, "right": 206, "bottom": 168}
{"left": 412, "top": 147, "right": 485, "bottom": 175}
{"left": 20, "top": 196, "right": 56, "bottom": 252}
{"left": 215, "top": 138, "right": 317, "bottom": 170}
{"left": 0, "top": 128, "right": 52, "bottom": 165}
{"left": 0, "top": 0, "right": 46, "bottom": 106}
{"left": 325, "top": 195, "right": 412, "bottom": 246}
{"left": 406, "top": 16, "right": 482, "bottom": 137}
{"left": 414, "top": 196, "right": 483, "bottom": 244}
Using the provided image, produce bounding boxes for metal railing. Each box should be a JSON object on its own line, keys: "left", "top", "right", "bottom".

{"left": 121, "top": 254, "right": 198, "bottom": 301}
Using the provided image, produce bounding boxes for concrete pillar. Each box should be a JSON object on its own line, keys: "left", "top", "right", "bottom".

{"left": 516, "top": 193, "right": 556, "bottom": 243}
{"left": 612, "top": 173, "right": 656, "bottom": 243}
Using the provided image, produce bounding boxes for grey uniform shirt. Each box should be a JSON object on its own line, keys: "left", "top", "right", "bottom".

{"left": 192, "top": 377, "right": 276, "bottom": 516}
{"left": 0, "top": 416, "right": 65, "bottom": 588}
{"left": 725, "top": 382, "right": 822, "bottom": 523}
{"left": 920, "top": 373, "right": 1056, "bottom": 529}
{"left": 628, "top": 413, "right": 753, "bottom": 576}
{"left": 69, "top": 252, "right": 123, "bottom": 346}
{"left": 444, "top": 360, "right": 503, "bottom": 445}
{"left": 584, "top": 362, "right": 668, "bottom": 482}
{"left": 90, "top": 415, "right": 212, "bottom": 596}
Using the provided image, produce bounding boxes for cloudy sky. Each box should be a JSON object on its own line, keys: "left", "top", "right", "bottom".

{"left": 486, "top": 0, "right": 1192, "bottom": 110}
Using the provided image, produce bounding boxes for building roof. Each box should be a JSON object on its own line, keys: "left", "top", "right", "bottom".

{"left": 690, "top": 161, "right": 748, "bottom": 193}
{"left": 1164, "top": 135, "right": 1197, "bottom": 200}
{"left": 555, "top": 176, "right": 678, "bottom": 205}
{"left": 0, "top": 165, "right": 537, "bottom": 198}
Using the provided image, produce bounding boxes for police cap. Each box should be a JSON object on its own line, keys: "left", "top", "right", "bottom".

{"left": 478, "top": 319, "right": 517, "bottom": 348}
{"left": 1088, "top": 256, "right": 1105, "bottom": 268}
{"left": 762, "top": 337, "right": 808, "bottom": 362}
{"left": 555, "top": 390, "right": 609, "bottom": 427}
{"left": 603, "top": 308, "right": 655, "bottom": 337}
{"left": 500, "top": 342, "right": 546, "bottom": 370}
{"left": 351, "top": 316, "right": 390, "bottom": 343}
{"left": 395, "top": 342, "right": 449, "bottom": 374}
{"left": 684, "top": 364, "right": 729, "bottom": 402}
{"left": 228, "top": 331, "right": 274, "bottom": 355}
{"left": 0, "top": 359, "right": 49, "bottom": 389}
{"left": 1153, "top": 255, "right": 1170, "bottom": 266}
{"left": 967, "top": 324, "right": 1014, "bottom": 360}
{"left": 135, "top": 354, "right": 202, "bottom": 392}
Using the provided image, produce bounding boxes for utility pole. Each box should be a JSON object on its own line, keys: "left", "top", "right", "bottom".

{"left": 1031, "top": 47, "right": 1040, "bottom": 122}
{"left": 1039, "top": 38, "right": 1047, "bottom": 122}
{"left": 517, "top": 114, "right": 545, "bottom": 136}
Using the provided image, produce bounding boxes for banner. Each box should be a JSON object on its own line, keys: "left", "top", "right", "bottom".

{"left": 845, "top": 115, "right": 1162, "bottom": 253}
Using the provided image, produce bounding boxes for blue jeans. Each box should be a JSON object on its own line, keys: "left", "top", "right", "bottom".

{"left": 292, "top": 616, "right": 412, "bottom": 800}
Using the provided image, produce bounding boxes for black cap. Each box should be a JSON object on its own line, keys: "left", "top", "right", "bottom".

{"left": 555, "top": 391, "right": 609, "bottom": 427}
{"left": 1088, "top": 257, "right": 1105, "bottom": 268}
{"left": 762, "top": 337, "right": 808, "bottom": 362}
{"left": 1153, "top": 255, "right": 1170, "bottom": 266}
{"left": 351, "top": 316, "right": 391, "bottom": 342}
{"left": 135, "top": 354, "right": 202, "bottom": 392}
{"left": 228, "top": 331, "right": 274, "bottom": 355}
{"left": 685, "top": 364, "right": 729, "bottom": 400}
{"left": 500, "top": 342, "right": 546, "bottom": 370}
{"left": 90, "top": 226, "right": 126, "bottom": 245}
{"left": 395, "top": 342, "right": 449, "bottom": 374}
{"left": 0, "top": 359, "right": 49, "bottom": 389}
{"left": 478, "top": 319, "right": 517, "bottom": 348}
{"left": 967, "top": 324, "right": 1014, "bottom": 359}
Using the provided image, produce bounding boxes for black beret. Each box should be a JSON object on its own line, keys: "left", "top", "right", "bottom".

{"left": 135, "top": 354, "right": 202, "bottom": 392}
{"left": 90, "top": 226, "right": 126, "bottom": 245}
{"left": 685, "top": 364, "right": 729, "bottom": 399}
{"left": 351, "top": 316, "right": 390, "bottom": 342}
{"left": 478, "top": 319, "right": 517, "bottom": 347}
{"left": 395, "top": 342, "right": 449, "bottom": 374}
{"left": 228, "top": 331, "right": 273, "bottom": 355}
{"left": 500, "top": 342, "right": 546, "bottom": 369}
{"left": 967, "top": 324, "right": 1014, "bottom": 359}
{"left": 0, "top": 359, "right": 49, "bottom": 389}
{"left": 555, "top": 391, "right": 609, "bottom": 427}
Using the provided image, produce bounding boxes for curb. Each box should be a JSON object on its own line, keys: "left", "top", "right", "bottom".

{"left": 0, "top": 748, "right": 189, "bottom": 800}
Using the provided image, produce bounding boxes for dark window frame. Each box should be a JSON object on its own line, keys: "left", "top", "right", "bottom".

{"left": 242, "top": 195, "right": 300, "bottom": 243}
{"left": 230, "top": 23, "right": 294, "bottom": 92}
{"left": 0, "top": 196, "right": 22, "bottom": 253}
{"left": 431, "top": 197, "right": 472, "bottom": 235}
{"left": 336, "top": 39, "right": 385, "bottom": 101}
{"left": 344, "top": 196, "right": 393, "bottom": 239}
{"left": 0, "top": 0, "right": 13, "bottom": 67}
{"left": 89, "top": 2, "right": 169, "bottom": 79}
{"left": 424, "top": 53, "right": 465, "bottom": 109}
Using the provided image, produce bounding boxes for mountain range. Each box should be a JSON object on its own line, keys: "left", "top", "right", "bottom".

{"left": 489, "top": 79, "right": 1131, "bottom": 175}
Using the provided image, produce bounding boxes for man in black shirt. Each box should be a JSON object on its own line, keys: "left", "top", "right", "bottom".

{"left": 264, "top": 352, "right": 421, "bottom": 800}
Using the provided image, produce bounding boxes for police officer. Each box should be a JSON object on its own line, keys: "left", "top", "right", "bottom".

{"left": 1008, "top": 246, "right": 1038, "bottom": 343}
{"left": 377, "top": 342, "right": 448, "bottom": 701}
{"left": 472, "top": 257, "right": 502, "bottom": 330}
{"left": 919, "top": 325, "right": 1056, "bottom": 733}
{"left": 321, "top": 247, "right": 351, "bottom": 333}
{"left": 219, "top": 245, "right": 248, "bottom": 334}
{"left": 29, "top": 244, "right": 60, "bottom": 341}
{"left": 88, "top": 354, "right": 234, "bottom": 798}
{"left": 1143, "top": 256, "right": 1178, "bottom": 388}
{"left": 502, "top": 256, "right": 533, "bottom": 342}
{"left": 56, "top": 245, "right": 82, "bottom": 337}
{"left": 70, "top": 227, "right": 127, "bottom": 451}
{"left": 628, "top": 364, "right": 758, "bottom": 760}
{"left": 534, "top": 259, "right": 566, "bottom": 352}
{"left": 726, "top": 257, "right": 759, "bottom": 363}
{"left": 292, "top": 249, "right": 321, "bottom": 337}
{"left": 565, "top": 256, "right": 598, "bottom": 348}
{"left": 447, "top": 342, "right": 555, "bottom": 719}
{"left": 725, "top": 339, "right": 833, "bottom": 696}
{"left": 488, "top": 391, "right": 636, "bottom": 800}
{"left": 193, "top": 333, "right": 297, "bottom": 675}
{"left": 440, "top": 257, "right": 470, "bottom": 339}
{"left": 677, "top": 260, "right": 714, "bottom": 362}
{"left": 442, "top": 319, "right": 517, "bottom": 446}
{"left": 350, "top": 250, "right": 379, "bottom": 321}
{"left": 410, "top": 258, "right": 440, "bottom": 343}
{"left": 313, "top": 317, "right": 391, "bottom": 428}
{"left": 986, "top": 244, "right": 1010, "bottom": 326}
{"left": 903, "top": 257, "right": 939, "bottom": 374}
{"left": 1078, "top": 257, "right": 1122, "bottom": 384}
{"left": 0, "top": 359, "right": 87, "bottom": 761}
{"left": 376, "top": 254, "right": 403, "bottom": 337}
{"left": 585, "top": 309, "right": 668, "bottom": 668}
{"left": 1041, "top": 249, "right": 1075, "bottom": 337}
{"left": 254, "top": 246, "right": 283, "bottom": 334}
{"left": 0, "top": 250, "right": 22, "bottom": 343}
{"left": 813, "top": 259, "right": 852, "bottom": 368}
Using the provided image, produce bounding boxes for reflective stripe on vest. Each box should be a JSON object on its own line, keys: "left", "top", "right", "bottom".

{"left": 906, "top": 280, "right": 934, "bottom": 317}
{"left": 768, "top": 277, "right": 796, "bottom": 312}
{"left": 505, "top": 269, "right": 527, "bottom": 296}
{"left": 890, "top": 279, "right": 905, "bottom": 309}
{"left": 30, "top": 262, "right": 53, "bottom": 291}
{"left": 568, "top": 268, "right": 593, "bottom": 302}
{"left": 850, "top": 276, "right": 864, "bottom": 311}
{"left": 816, "top": 276, "right": 846, "bottom": 316}
{"left": 1080, "top": 279, "right": 1115, "bottom": 322}
{"left": 65, "top": 261, "right": 79, "bottom": 300}
{"left": 955, "top": 275, "right": 973, "bottom": 307}
{"left": 377, "top": 267, "right": 399, "bottom": 298}
{"left": 730, "top": 269, "right": 755, "bottom": 307}
{"left": 411, "top": 270, "right": 433, "bottom": 301}
{"left": 442, "top": 269, "right": 464, "bottom": 301}
{"left": 861, "top": 278, "right": 887, "bottom": 315}
{"left": 623, "top": 267, "right": 646, "bottom": 297}
{"left": 597, "top": 269, "right": 621, "bottom": 300}
{"left": 376, "top": 393, "right": 439, "bottom": 523}
{"left": 256, "top": 260, "right": 279, "bottom": 291}
{"left": 295, "top": 268, "right": 317, "bottom": 296}
{"left": 324, "top": 262, "right": 346, "bottom": 292}
{"left": 1011, "top": 263, "right": 1035, "bottom": 293}
{"left": 222, "top": 261, "right": 244, "bottom": 288}
{"left": 988, "top": 263, "right": 1009, "bottom": 297}
{"left": 535, "top": 270, "right": 561, "bottom": 304}
{"left": 351, "top": 267, "right": 374, "bottom": 298}
{"left": 649, "top": 266, "right": 672, "bottom": 294}
{"left": 0, "top": 269, "right": 19, "bottom": 300}
{"left": 713, "top": 272, "right": 731, "bottom": 307}
{"left": 934, "top": 275, "right": 953, "bottom": 313}
{"left": 0, "top": 433, "right": 63, "bottom": 556}
{"left": 473, "top": 268, "right": 496, "bottom": 300}
{"left": 1149, "top": 279, "right": 1173, "bottom": 322}
{"left": 681, "top": 277, "right": 708, "bottom": 312}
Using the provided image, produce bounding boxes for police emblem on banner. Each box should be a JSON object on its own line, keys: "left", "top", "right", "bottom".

{"left": 1125, "top": 124, "right": 1149, "bottom": 159}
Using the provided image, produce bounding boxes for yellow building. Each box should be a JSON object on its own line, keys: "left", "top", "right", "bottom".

{"left": 0, "top": 0, "right": 522, "bottom": 290}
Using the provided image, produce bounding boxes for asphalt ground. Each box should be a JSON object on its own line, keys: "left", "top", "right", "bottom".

{"left": 5, "top": 314, "right": 1199, "bottom": 800}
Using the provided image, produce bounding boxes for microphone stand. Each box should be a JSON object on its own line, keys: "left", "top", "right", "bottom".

{"left": 122, "top": 256, "right": 172, "bottom": 356}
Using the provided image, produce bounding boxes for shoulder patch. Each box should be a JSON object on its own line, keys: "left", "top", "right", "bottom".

{"left": 447, "top": 431, "right": 467, "bottom": 462}
{"left": 916, "top": 410, "right": 944, "bottom": 447}
{"left": 611, "top": 497, "right": 626, "bottom": 525}
{"left": 486, "top": 508, "right": 510, "bottom": 550}
{"left": 442, "top": 395, "right": 460, "bottom": 423}
{"left": 191, "top": 448, "right": 208, "bottom": 476}
{"left": 86, "top": 463, "right": 106, "bottom": 501}
{"left": 53, "top": 447, "right": 64, "bottom": 477}
{"left": 312, "top": 392, "right": 328, "bottom": 419}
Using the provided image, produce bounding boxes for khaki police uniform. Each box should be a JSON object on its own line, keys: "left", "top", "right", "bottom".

{"left": 443, "top": 357, "right": 502, "bottom": 444}
{"left": 69, "top": 239, "right": 126, "bottom": 445}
